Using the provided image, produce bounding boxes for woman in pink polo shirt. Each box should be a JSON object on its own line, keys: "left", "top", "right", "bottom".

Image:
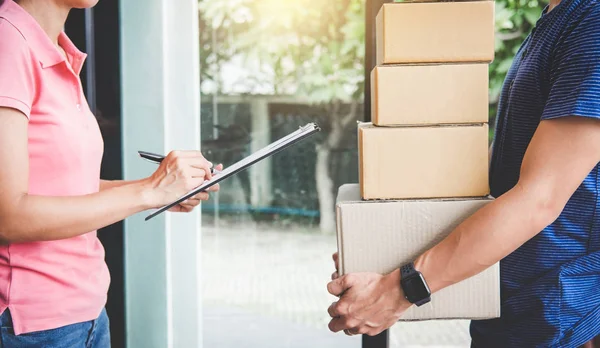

{"left": 0, "top": 0, "right": 219, "bottom": 347}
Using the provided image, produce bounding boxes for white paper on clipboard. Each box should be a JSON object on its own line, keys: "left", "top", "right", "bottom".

{"left": 145, "top": 122, "right": 321, "bottom": 221}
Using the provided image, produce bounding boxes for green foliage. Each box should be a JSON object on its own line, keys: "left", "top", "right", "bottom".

{"left": 199, "top": 0, "right": 364, "bottom": 104}
{"left": 199, "top": 0, "right": 547, "bottom": 114}
{"left": 490, "top": 0, "right": 548, "bottom": 117}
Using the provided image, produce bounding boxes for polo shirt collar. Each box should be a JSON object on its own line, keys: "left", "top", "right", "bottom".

{"left": 0, "top": 0, "right": 87, "bottom": 74}
{"left": 58, "top": 31, "right": 87, "bottom": 75}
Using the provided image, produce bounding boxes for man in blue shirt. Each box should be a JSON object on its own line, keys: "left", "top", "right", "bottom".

{"left": 326, "top": 0, "right": 600, "bottom": 346}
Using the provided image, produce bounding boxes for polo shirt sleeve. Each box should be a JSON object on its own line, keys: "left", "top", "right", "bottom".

{"left": 0, "top": 19, "right": 36, "bottom": 119}
{"left": 541, "top": 6, "right": 600, "bottom": 121}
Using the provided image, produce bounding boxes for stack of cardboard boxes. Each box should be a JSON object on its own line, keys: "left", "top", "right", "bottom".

{"left": 336, "top": 1, "right": 501, "bottom": 320}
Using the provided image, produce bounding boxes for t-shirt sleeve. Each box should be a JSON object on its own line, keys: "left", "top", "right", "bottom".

{"left": 0, "top": 19, "right": 36, "bottom": 119}
{"left": 541, "top": 6, "right": 600, "bottom": 121}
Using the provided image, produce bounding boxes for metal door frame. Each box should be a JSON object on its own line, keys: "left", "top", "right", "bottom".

{"left": 363, "top": 0, "right": 392, "bottom": 347}
{"left": 65, "top": 4, "right": 126, "bottom": 348}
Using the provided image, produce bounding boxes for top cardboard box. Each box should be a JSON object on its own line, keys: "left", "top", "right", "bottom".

{"left": 376, "top": 1, "right": 495, "bottom": 64}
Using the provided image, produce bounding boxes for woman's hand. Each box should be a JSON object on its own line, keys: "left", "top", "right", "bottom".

{"left": 142, "top": 150, "right": 221, "bottom": 209}
{"left": 0, "top": 107, "right": 223, "bottom": 242}
{"left": 168, "top": 164, "right": 223, "bottom": 212}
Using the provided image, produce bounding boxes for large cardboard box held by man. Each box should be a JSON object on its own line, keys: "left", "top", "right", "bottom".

{"left": 359, "top": 122, "right": 489, "bottom": 200}
{"left": 336, "top": 184, "right": 500, "bottom": 320}
{"left": 371, "top": 64, "right": 489, "bottom": 126}
{"left": 376, "top": 1, "right": 495, "bottom": 65}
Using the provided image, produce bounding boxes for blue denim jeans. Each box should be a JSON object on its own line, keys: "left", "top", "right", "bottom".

{"left": 0, "top": 308, "right": 110, "bottom": 348}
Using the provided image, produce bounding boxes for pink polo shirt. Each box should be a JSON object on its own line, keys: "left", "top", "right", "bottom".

{"left": 0, "top": 0, "right": 110, "bottom": 335}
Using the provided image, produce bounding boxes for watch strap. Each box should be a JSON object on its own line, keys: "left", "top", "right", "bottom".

{"left": 400, "top": 262, "right": 431, "bottom": 307}
{"left": 401, "top": 262, "right": 417, "bottom": 278}
{"left": 414, "top": 296, "right": 431, "bottom": 307}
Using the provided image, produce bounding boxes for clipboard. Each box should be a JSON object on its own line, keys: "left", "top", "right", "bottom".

{"left": 145, "top": 122, "right": 321, "bottom": 221}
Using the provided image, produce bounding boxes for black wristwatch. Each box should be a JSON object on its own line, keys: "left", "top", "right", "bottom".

{"left": 400, "top": 262, "right": 431, "bottom": 307}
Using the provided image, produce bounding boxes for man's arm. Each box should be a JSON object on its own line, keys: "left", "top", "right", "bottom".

{"left": 328, "top": 5, "right": 600, "bottom": 337}
{"left": 327, "top": 116, "right": 600, "bottom": 336}
{"left": 415, "top": 116, "right": 600, "bottom": 293}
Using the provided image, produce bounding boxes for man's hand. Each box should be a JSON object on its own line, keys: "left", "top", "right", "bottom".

{"left": 331, "top": 252, "right": 339, "bottom": 280}
{"left": 326, "top": 269, "right": 411, "bottom": 336}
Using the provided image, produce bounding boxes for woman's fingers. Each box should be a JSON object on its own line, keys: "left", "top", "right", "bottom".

{"left": 206, "top": 184, "right": 220, "bottom": 192}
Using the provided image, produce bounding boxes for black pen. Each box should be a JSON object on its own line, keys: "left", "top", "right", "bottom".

{"left": 138, "top": 151, "right": 221, "bottom": 174}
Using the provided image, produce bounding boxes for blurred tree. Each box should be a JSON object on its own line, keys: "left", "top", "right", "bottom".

{"left": 198, "top": 0, "right": 547, "bottom": 232}
{"left": 199, "top": 0, "right": 364, "bottom": 233}
{"left": 490, "top": 0, "right": 548, "bottom": 118}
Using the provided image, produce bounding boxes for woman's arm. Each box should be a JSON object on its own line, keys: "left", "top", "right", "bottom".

{"left": 0, "top": 107, "right": 213, "bottom": 244}
{"left": 100, "top": 179, "right": 143, "bottom": 191}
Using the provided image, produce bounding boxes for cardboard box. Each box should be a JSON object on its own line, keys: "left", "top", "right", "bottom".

{"left": 371, "top": 64, "right": 489, "bottom": 126}
{"left": 336, "top": 184, "right": 500, "bottom": 320}
{"left": 359, "top": 122, "right": 489, "bottom": 200}
{"left": 376, "top": 1, "right": 495, "bottom": 64}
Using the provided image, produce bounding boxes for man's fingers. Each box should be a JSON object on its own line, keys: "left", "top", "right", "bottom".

{"left": 357, "top": 326, "right": 371, "bottom": 335}
{"left": 328, "top": 302, "right": 338, "bottom": 318}
{"left": 327, "top": 300, "right": 350, "bottom": 318}
{"left": 331, "top": 252, "right": 340, "bottom": 280}
{"left": 367, "top": 324, "right": 392, "bottom": 337}
{"left": 328, "top": 317, "right": 351, "bottom": 333}
{"left": 343, "top": 329, "right": 358, "bottom": 336}
{"left": 363, "top": 317, "right": 398, "bottom": 336}
{"left": 328, "top": 317, "right": 344, "bottom": 333}
{"left": 327, "top": 274, "right": 355, "bottom": 296}
{"left": 333, "top": 252, "right": 339, "bottom": 271}
{"left": 328, "top": 316, "right": 360, "bottom": 333}
{"left": 327, "top": 278, "right": 342, "bottom": 296}
{"left": 340, "top": 320, "right": 391, "bottom": 337}
{"left": 345, "top": 327, "right": 366, "bottom": 336}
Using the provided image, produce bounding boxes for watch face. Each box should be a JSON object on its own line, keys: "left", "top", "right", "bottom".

{"left": 403, "top": 274, "right": 431, "bottom": 303}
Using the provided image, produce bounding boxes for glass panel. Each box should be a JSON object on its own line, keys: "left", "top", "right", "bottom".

{"left": 198, "top": 0, "right": 537, "bottom": 346}
{"left": 199, "top": 1, "right": 362, "bottom": 347}
{"left": 390, "top": 321, "right": 471, "bottom": 347}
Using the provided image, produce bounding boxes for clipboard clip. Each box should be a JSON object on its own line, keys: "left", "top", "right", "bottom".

{"left": 300, "top": 123, "right": 321, "bottom": 132}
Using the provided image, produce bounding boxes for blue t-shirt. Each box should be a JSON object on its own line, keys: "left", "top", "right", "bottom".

{"left": 470, "top": 0, "right": 600, "bottom": 347}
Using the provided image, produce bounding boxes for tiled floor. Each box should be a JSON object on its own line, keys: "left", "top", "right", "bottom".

{"left": 202, "top": 224, "right": 471, "bottom": 348}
